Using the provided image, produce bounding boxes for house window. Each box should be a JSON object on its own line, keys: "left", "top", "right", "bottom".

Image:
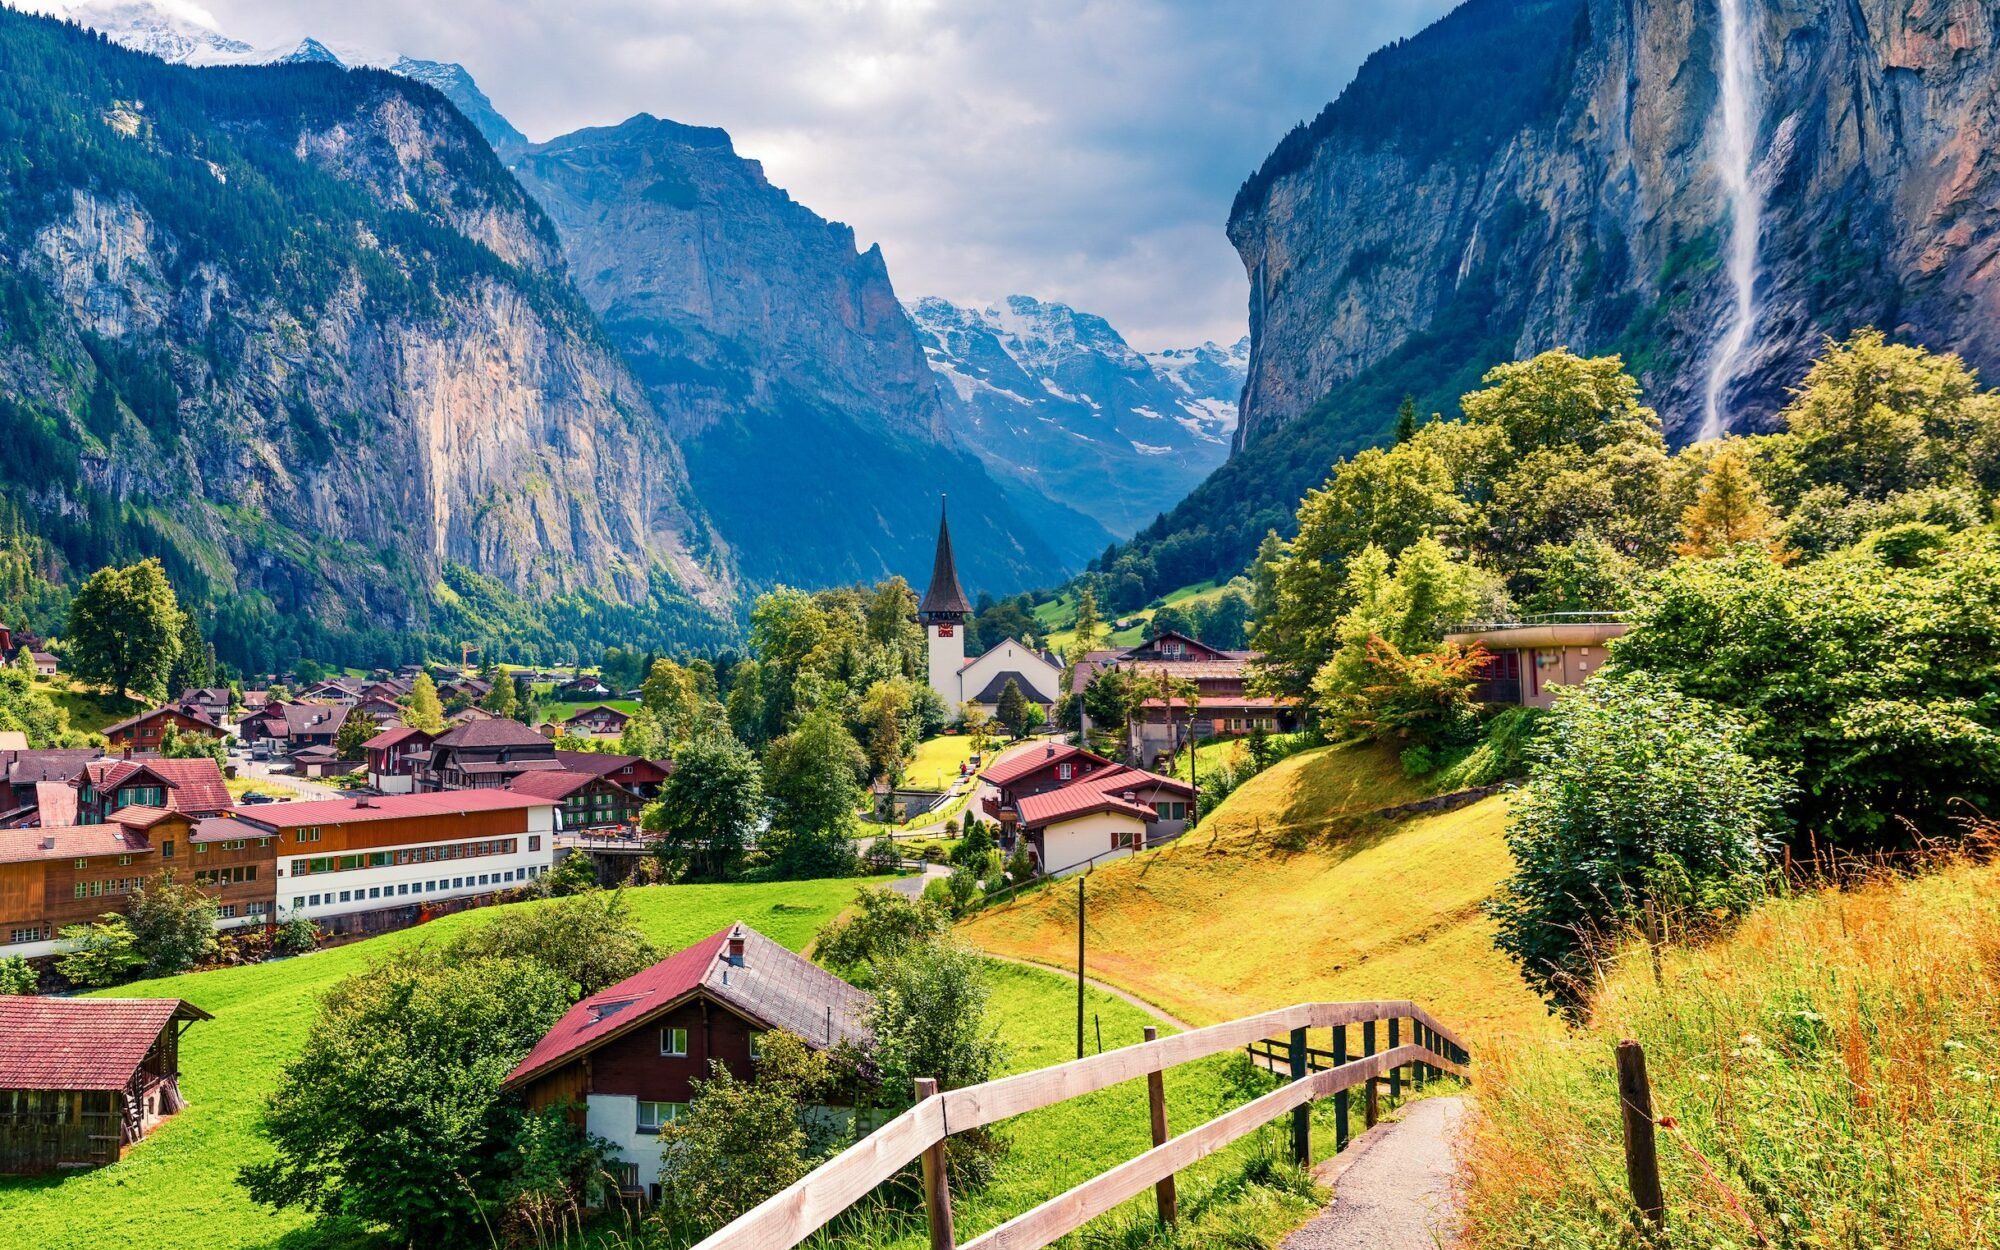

{"left": 161, "top": 839, "right": 175, "bottom": 859}
{"left": 293, "top": 897, "right": 305, "bottom": 910}
{"left": 73, "top": 858, "right": 87, "bottom": 869}
{"left": 661, "top": 1027, "right": 689, "bottom": 1057}
{"left": 308, "top": 894, "right": 321, "bottom": 907}
{"left": 8, "top": 926, "right": 45, "bottom": 944}
{"left": 219, "top": 905, "right": 237, "bottom": 919}
{"left": 1057, "top": 762, "right": 1073, "bottom": 781}
{"left": 636, "top": 1101, "right": 685, "bottom": 1134}
{"left": 248, "top": 903, "right": 268, "bottom": 916}
{"left": 528, "top": 835, "right": 542, "bottom": 852}
{"left": 339, "top": 890, "right": 351, "bottom": 903}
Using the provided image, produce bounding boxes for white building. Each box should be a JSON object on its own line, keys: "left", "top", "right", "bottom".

{"left": 917, "top": 501, "right": 1064, "bottom": 718}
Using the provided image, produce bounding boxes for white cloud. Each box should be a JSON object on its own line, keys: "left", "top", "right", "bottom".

{"left": 50, "top": 0, "right": 1459, "bottom": 348}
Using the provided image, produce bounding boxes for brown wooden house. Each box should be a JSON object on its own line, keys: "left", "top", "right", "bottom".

{"left": 100, "top": 706, "right": 225, "bottom": 753}
{"left": 0, "top": 996, "right": 211, "bottom": 1173}
{"left": 505, "top": 769, "right": 643, "bottom": 833}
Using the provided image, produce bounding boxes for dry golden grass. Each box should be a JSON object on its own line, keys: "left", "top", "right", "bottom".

{"left": 1462, "top": 860, "right": 2000, "bottom": 1249}
{"left": 962, "top": 740, "right": 1554, "bottom": 1043}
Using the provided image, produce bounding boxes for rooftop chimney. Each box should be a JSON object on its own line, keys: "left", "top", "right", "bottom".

{"left": 727, "top": 926, "right": 746, "bottom": 965}
{"left": 41, "top": 836, "right": 55, "bottom": 850}
{"left": 1045, "top": 745, "right": 1055, "bottom": 758}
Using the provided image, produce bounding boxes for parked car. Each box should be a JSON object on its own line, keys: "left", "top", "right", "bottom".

{"left": 238, "top": 791, "right": 275, "bottom": 805}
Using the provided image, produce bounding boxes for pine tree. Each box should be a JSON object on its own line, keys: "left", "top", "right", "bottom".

{"left": 1067, "top": 585, "right": 1104, "bottom": 665}
{"left": 1679, "top": 445, "right": 1777, "bottom": 557}
{"left": 1394, "top": 394, "right": 1419, "bottom": 443}
{"left": 995, "top": 679, "right": 1029, "bottom": 739}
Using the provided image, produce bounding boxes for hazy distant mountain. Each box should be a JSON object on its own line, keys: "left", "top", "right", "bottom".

{"left": 908, "top": 294, "right": 1244, "bottom": 537}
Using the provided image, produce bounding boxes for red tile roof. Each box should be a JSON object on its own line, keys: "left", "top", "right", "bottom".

{"left": 503, "top": 924, "right": 872, "bottom": 1090}
{"left": 0, "top": 997, "right": 210, "bottom": 1090}
{"left": 107, "top": 804, "right": 183, "bottom": 831}
{"left": 505, "top": 770, "right": 611, "bottom": 800}
{"left": 362, "top": 725, "right": 431, "bottom": 751}
{"left": 32, "top": 781, "right": 77, "bottom": 828}
{"left": 227, "top": 789, "right": 552, "bottom": 832}
{"left": 90, "top": 758, "right": 232, "bottom": 815}
{"left": 982, "top": 743, "right": 1113, "bottom": 788}
{"left": 0, "top": 823, "right": 156, "bottom": 864}
{"left": 1012, "top": 764, "right": 1194, "bottom": 830}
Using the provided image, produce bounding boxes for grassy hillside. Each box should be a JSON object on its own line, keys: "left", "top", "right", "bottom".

{"left": 962, "top": 741, "right": 1553, "bottom": 1040}
{"left": 0, "top": 880, "right": 882, "bottom": 1250}
{"left": 1462, "top": 859, "right": 2000, "bottom": 1247}
{"left": 1037, "top": 580, "right": 1230, "bottom": 653}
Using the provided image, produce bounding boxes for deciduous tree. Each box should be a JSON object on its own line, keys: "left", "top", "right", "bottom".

{"left": 66, "top": 559, "right": 183, "bottom": 700}
{"left": 643, "top": 729, "right": 764, "bottom": 880}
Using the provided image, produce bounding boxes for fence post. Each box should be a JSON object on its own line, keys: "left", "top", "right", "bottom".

{"left": 915, "top": 1077, "right": 956, "bottom": 1250}
{"left": 1362, "top": 1020, "right": 1379, "bottom": 1129}
{"left": 1389, "top": 1017, "right": 1402, "bottom": 1102}
{"left": 1333, "top": 1023, "right": 1350, "bottom": 1150}
{"left": 1414, "top": 1023, "right": 1427, "bottom": 1090}
{"left": 1615, "top": 1041, "right": 1666, "bottom": 1228}
{"left": 1143, "top": 1025, "right": 1177, "bottom": 1226}
{"left": 1288, "top": 1025, "right": 1310, "bottom": 1165}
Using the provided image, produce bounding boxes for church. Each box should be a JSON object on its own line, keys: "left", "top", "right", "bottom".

{"left": 918, "top": 502, "right": 1066, "bottom": 720}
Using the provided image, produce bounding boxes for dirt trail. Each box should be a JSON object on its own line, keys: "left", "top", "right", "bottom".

{"left": 1282, "top": 1095, "right": 1470, "bottom": 1250}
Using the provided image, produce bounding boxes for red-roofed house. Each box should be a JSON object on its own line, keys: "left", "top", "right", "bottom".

{"left": 561, "top": 705, "right": 631, "bottom": 738}
{"left": 502, "top": 922, "right": 871, "bottom": 1201}
{"left": 551, "top": 751, "right": 671, "bottom": 798}
{"left": 362, "top": 725, "right": 434, "bottom": 794}
{"left": 1012, "top": 764, "right": 1195, "bottom": 876}
{"left": 1070, "top": 628, "right": 1300, "bottom": 761}
{"left": 0, "top": 996, "right": 210, "bottom": 1172}
{"left": 75, "top": 758, "right": 232, "bottom": 823}
{"left": 505, "top": 769, "right": 643, "bottom": 833}
{"left": 420, "top": 718, "right": 561, "bottom": 791}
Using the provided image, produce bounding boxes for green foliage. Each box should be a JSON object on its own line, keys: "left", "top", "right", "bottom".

{"left": 1316, "top": 635, "right": 1484, "bottom": 755}
{"left": 55, "top": 913, "right": 143, "bottom": 987}
{"left": 1613, "top": 531, "right": 2000, "bottom": 845}
{"left": 644, "top": 729, "right": 764, "bottom": 880}
{"left": 273, "top": 913, "right": 319, "bottom": 955}
{"left": 1489, "top": 673, "right": 1789, "bottom": 1009}
{"left": 763, "top": 707, "right": 866, "bottom": 852}
{"left": 1515, "top": 532, "right": 1638, "bottom": 614}
{"left": 952, "top": 819, "right": 997, "bottom": 867}
{"left": 403, "top": 672, "right": 446, "bottom": 733}
{"left": 239, "top": 951, "right": 575, "bottom": 1244}
{"left": 158, "top": 720, "right": 227, "bottom": 764}
{"left": 812, "top": 887, "right": 950, "bottom": 986}
{"left": 618, "top": 704, "right": 671, "bottom": 759}
{"left": 868, "top": 937, "right": 1007, "bottom": 1098}
{"left": 994, "top": 678, "right": 1030, "bottom": 738}
{"left": 444, "top": 888, "right": 660, "bottom": 997}
{"left": 332, "top": 706, "right": 375, "bottom": 760}
{"left": 126, "top": 872, "right": 220, "bottom": 977}
{"left": 0, "top": 953, "right": 36, "bottom": 994}
{"left": 66, "top": 558, "right": 183, "bottom": 699}
{"left": 498, "top": 1105, "right": 613, "bottom": 1239}
{"left": 535, "top": 851, "right": 601, "bottom": 898}
{"left": 0, "top": 660, "right": 86, "bottom": 745}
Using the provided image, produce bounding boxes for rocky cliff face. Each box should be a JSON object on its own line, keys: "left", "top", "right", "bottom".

{"left": 1231, "top": 0, "right": 2000, "bottom": 448}
{"left": 512, "top": 116, "right": 1096, "bottom": 592}
{"left": 908, "top": 295, "right": 1241, "bottom": 537}
{"left": 0, "top": 10, "right": 728, "bottom": 662}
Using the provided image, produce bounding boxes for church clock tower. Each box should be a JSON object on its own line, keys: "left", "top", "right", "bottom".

{"left": 917, "top": 498, "right": 973, "bottom": 713}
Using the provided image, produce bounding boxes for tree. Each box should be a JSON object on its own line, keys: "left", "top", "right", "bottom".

{"left": 994, "top": 679, "right": 1029, "bottom": 739}
{"left": 158, "top": 720, "right": 226, "bottom": 765}
{"left": 1488, "top": 673, "right": 1789, "bottom": 1009}
{"left": 1517, "top": 533, "right": 1638, "bottom": 614}
{"left": 0, "top": 954, "right": 36, "bottom": 994}
{"left": 1313, "top": 636, "right": 1484, "bottom": 759}
{"left": 55, "top": 914, "right": 142, "bottom": 987}
{"left": 763, "top": 709, "right": 866, "bottom": 879}
{"left": 333, "top": 707, "right": 376, "bottom": 760}
{"left": 512, "top": 674, "right": 537, "bottom": 726}
{"left": 66, "top": 559, "right": 183, "bottom": 700}
{"left": 164, "top": 610, "right": 216, "bottom": 696}
{"left": 446, "top": 889, "right": 660, "bottom": 997}
{"left": 867, "top": 938, "right": 1007, "bottom": 1180}
{"left": 960, "top": 703, "right": 999, "bottom": 755}
{"left": 618, "top": 705, "right": 671, "bottom": 759}
{"left": 812, "top": 887, "right": 950, "bottom": 986}
{"left": 1679, "top": 442, "right": 1779, "bottom": 557}
{"left": 481, "top": 673, "right": 517, "bottom": 719}
{"left": 536, "top": 850, "right": 600, "bottom": 898}
{"left": 1066, "top": 585, "right": 1105, "bottom": 665}
{"left": 1393, "top": 394, "right": 1419, "bottom": 443}
{"left": 1081, "top": 667, "right": 1135, "bottom": 740}
{"left": 127, "top": 872, "right": 220, "bottom": 976}
{"left": 643, "top": 730, "right": 764, "bottom": 880}
{"left": 856, "top": 679, "right": 913, "bottom": 781}
{"left": 240, "top": 953, "right": 575, "bottom": 1244}
{"left": 653, "top": 1031, "right": 845, "bottom": 1238}
{"left": 641, "top": 658, "right": 700, "bottom": 738}
{"left": 403, "top": 672, "right": 447, "bottom": 734}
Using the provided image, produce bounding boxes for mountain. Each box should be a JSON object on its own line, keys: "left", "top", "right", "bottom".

{"left": 906, "top": 295, "right": 1242, "bottom": 538}
{"left": 1109, "top": 0, "right": 2000, "bottom": 596}
{"left": 509, "top": 117, "right": 1100, "bottom": 592}
{"left": 0, "top": 6, "right": 730, "bottom": 668}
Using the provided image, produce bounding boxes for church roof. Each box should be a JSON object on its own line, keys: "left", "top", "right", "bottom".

{"left": 917, "top": 499, "right": 973, "bottom": 619}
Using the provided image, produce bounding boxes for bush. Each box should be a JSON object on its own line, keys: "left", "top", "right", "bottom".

{"left": 127, "top": 872, "right": 220, "bottom": 976}
{"left": 56, "top": 914, "right": 142, "bottom": 987}
{"left": 446, "top": 889, "right": 661, "bottom": 997}
{"left": 862, "top": 836, "right": 901, "bottom": 874}
{"left": 867, "top": 938, "right": 1008, "bottom": 1187}
{"left": 272, "top": 914, "right": 318, "bottom": 955}
{"left": 812, "top": 888, "right": 950, "bottom": 985}
{"left": 538, "top": 851, "right": 600, "bottom": 897}
{"left": 1487, "top": 672, "right": 1790, "bottom": 1010}
{"left": 0, "top": 954, "right": 36, "bottom": 994}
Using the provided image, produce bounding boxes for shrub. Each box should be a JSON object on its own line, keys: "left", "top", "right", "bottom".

{"left": 812, "top": 888, "right": 949, "bottom": 985}
{"left": 867, "top": 938, "right": 1008, "bottom": 1187}
{"left": 862, "top": 836, "right": 901, "bottom": 874}
{"left": 446, "top": 889, "right": 661, "bottom": 997}
{"left": 0, "top": 954, "right": 36, "bottom": 994}
{"left": 538, "top": 851, "right": 600, "bottom": 897}
{"left": 1487, "top": 672, "right": 1790, "bottom": 1010}
{"left": 272, "top": 913, "right": 319, "bottom": 955}
{"left": 127, "top": 872, "right": 220, "bottom": 976}
{"left": 56, "top": 914, "right": 142, "bottom": 987}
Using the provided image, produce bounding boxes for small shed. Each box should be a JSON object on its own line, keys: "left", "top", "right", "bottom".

{"left": 0, "top": 996, "right": 211, "bottom": 1173}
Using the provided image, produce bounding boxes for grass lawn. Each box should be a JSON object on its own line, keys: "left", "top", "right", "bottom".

{"left": 38, "top": 679, "right": 143, "bottom": 736}
{"left": 901, "top": 734, "right": 982, "bottom": 791}
{"left": 0, "top": 879, "right": 886, "bottom": 1250}
{"left": 962, "top": 741, "right": 1555, "bottom": 1043}
{"left": 1040, "top": 580, "right": 1227, "bottom": 655}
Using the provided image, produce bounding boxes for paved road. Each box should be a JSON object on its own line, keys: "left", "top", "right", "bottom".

{"left": 1282, "top": 1096, "right": 1469, "bottom": 1250}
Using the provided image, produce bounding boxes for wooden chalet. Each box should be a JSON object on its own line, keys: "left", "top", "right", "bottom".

{"left": 506, "top": 768, "right": 643, "bottom": 833}
{"left": 174, "top": 687, "right": 234, "bottom": 724}
{"left": 243, "top": 702, "right": 344, "bottom": 754}
{"left": 555, "top": 674, "right": 613, "bottom": 699}
{"left": 75, "top": 758, "right": 231, "bottom": 823}
{"left": 502, "top": 923, "right": 871, "bottom": 1201}
{"left": 362, "top": 725, "right": 434, "bottom": 795}
{"left": 551, "top": 750, "right": 672, "bottom": 798}
{"left": 420, "top": 718, "right": 561, "bottom": 791}
{"left": 980, "top": 743, "right": 1194, "bottom": 876}
{"left": 561, "top": 704, "right": 631, "bottom": 737}
{"left": 0, "top": 996, "right": 211, "bottom": 1173}
{"left": 100, "top": 706, "right": 224, "bottom": 753}
{"left": 1071, "top": 629, "right": 1300, "bottom": 761}
{"left": 0, "top": 749, "right": 101, "bottom": 821}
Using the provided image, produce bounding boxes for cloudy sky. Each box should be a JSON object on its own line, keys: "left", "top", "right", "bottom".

{"left": 48, "top": 0, "right": 1457, "bottom": 349}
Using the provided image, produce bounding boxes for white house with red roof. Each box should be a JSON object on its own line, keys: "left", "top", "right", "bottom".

{"left": 982, "top": 742, "right": 1196, "bottom": 875}
{"left": 502, "top": 922, "right": 871, "bottom": 1201}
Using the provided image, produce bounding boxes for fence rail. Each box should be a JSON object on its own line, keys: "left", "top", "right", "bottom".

{"left": 690, "top": 999, "right": 1469, "bottom": 1250}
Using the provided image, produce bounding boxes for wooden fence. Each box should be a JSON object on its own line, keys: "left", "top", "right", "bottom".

{"left": 690, "top": 999, "right": 1470, "bottom": 1250}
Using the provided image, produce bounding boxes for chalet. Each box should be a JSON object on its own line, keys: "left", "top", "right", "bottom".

{"left": 981, "top": 743, "right": 1195, "bottom": 875}
{"left": 562, "top": 705, "right": 631, "bottom": 737}
{"left": 75, "top": 758, "right": 231, "bottom": 823}
{"left": 0, "top": 822, "right": 161, "bottom": 957}
{"left": 175, "top": 688, "right": 234, "bottom": 725}
{"left": 552, "top": 750, "right": 672, "bottom": 798}
{"left": 506, "top": 769, "right": 643, "bottom": 833}
{"left": 914, "top": 505, "right": 1065, "bottom": 716}
{"left": 242, "top": 703, "right": 344, "bottom": 755}
{"left": 1071, "top": 629, "right": 1301, "bottom": 761}
{"left": 502, "top": 922, "right": 872, "bottom": 1201}
{"left": 0, "top": 749, "right": 101, "bottom": 818}
{"left": 100, "top": 706, "right": 225, "bottom": 753}
{"left": 1443, "top": 614, "right": 1628, "bottom": 709}
{"left": 362, "top": 725, "right": 434, "bottom": 795}
{"left": 288, "top": 745, "right": 361, "bottom": 779}
{"left": 0, "top": 996, "right": 211, "bottom": 1173}
{"left": 28, "top": 651, "right": 57, "bottom": 678}
{"left": 239, "top": 690, "right": 271, "bottom": 714}
{"left": 440, "top": 676, "right": 494, "bottom": 704}
{"left": 228, "top": 790, "right": 558, "bottom": 933}
{"left": 420, "top": 718, "right": 562, "bottom": 791}
{"left": 299, "top": 680, "right": 363, "bottom": 706}
{"left": 556, "top": 674, "right": 613, "bottom": 699}
{"left": 448, "top": 705, "right": 497, "bottom": 726}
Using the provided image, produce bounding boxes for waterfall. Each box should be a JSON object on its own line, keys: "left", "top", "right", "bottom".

{"left": 1700, "top": 0, "right": 1762, "bottom": 441}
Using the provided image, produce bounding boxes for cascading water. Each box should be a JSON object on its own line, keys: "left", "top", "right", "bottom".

{"left": 1700, "top": 0, "right": 1762, "bottom": 441}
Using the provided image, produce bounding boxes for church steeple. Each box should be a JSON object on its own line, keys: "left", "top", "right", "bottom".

{"left": 917, "top": 498, "right": 973, "bottom": 623}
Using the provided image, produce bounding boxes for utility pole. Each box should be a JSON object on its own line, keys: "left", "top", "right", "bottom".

{"left": 1076, "top": 875, "right": 1086, "bottom": 1060}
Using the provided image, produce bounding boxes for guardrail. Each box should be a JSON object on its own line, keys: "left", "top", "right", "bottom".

{"left": 690, "top": 999, "right": 1469, "bottom": 1250}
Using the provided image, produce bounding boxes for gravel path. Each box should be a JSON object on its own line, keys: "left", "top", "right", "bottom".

{"left": 1281, "top": 1095, "right": 1470, "bottom": 1250}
